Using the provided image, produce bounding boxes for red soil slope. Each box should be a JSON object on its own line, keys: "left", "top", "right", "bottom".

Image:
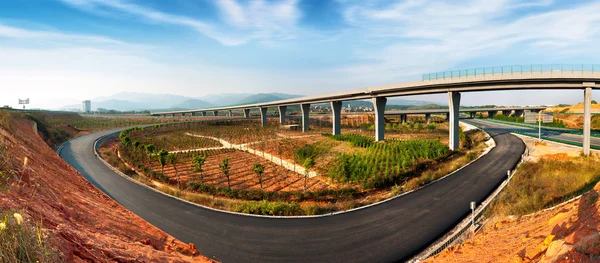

{"left": 0, "top": 118, "right": 213, "bottom": 262}
{"left": 426, "top": 182, "right": 600, "bottom": 263}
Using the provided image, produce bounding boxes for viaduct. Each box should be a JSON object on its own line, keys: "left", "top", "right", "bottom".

{"left": 154, "top": 65, "right": 600, "bottom": 155}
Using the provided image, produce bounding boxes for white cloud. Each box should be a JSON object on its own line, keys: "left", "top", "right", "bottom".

{"left": 337, "top": 0, "right": 600, "bottom": 84}
{"left": 59, "top": 0, "right": 302, "bottom": 46}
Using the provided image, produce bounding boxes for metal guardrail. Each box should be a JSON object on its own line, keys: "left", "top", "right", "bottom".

{"left": 422, "top": 64, "right": 600, "bottom": 81}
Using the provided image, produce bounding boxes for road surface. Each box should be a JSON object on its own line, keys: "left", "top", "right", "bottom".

{"left": 60, "top": 122, "right": 524, "bottom": 262}
{"left": 470, "top": 118, "right": 600, "bottom": 147}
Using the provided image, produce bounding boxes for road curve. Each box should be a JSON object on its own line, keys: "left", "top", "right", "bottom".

{"left": 471, "top": 118, "right": 600, "bottom": 147}
{"left": 60, "top": 124, "right": 524, "bottom": 262}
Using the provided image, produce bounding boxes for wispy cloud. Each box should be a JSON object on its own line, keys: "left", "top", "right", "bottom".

{"left": 59, "top": 0, "right": 302, "bottom": 46}
{"left": 0, "top": 24, "right": 123, "bottom": 44}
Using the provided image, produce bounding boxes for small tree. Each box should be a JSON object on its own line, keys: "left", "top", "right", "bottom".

{"left": 303, "top": 157, "right": 315, "bottom": 192}
{"left": 219, "top": 157, "right": 231, "bottom": 189}
{"left": 167, "top": 153, "right": 179, "bottom": 188}
{"left": 157, "top": 149, "right": 169, "bottom": 175}
{"left": 192, "top": 155, "right": 207, "bottom": 184}
{"left": 145, "top": 144, "right": 155, "bottom": 166}
{"left": 252, "top": 163, "right": 265, "bottom": 190}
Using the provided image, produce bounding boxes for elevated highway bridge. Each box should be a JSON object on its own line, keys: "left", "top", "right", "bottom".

{"left": 154, "top": 65, "right": 600, "bottom": 155}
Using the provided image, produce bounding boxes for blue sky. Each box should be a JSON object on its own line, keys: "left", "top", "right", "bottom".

{"left": 2, "top": 0, "right": 600, "bottom": 109}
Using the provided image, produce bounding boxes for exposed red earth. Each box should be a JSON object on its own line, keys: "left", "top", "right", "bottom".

{"left": 426, "top": 181, "right": 600, "bottom": 263}
{"left": 0, "top": 117, "right": 214, "bottom": 262}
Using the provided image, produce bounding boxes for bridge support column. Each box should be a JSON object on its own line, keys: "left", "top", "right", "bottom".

{"left": 228, "top": 110, "right": 232, "bottom": 117}
{"left": 400, "top": 114, "right": 407, "bottom": 124}
{"left": 469, "top": 112, "right": 475, "bottom": 118}
{"left": 278, "top": 106, "right": 287, "bottom": 125}
{"left": 373, "top": 97, "right": 387, "bottom": 142}
{"left": 260, "top": 107, "right": 268, "bottom": 127}
{"left": 425, "top": 113, "right": 431, "bottom": 124}
{"left": 331, "top": 101, "right": 342, "bottom": 135}
{"left": 502, "top": 110, "right": 511, "bottom": 116}
{"left": 301, "top": 104, "right": 310, "bottom": 132}
{"left": 514, "top": 110, "right": 524, "bottom": 118}
{"left": 201, "top": 112, "right": 207, "bottom": 117}
{"left": 213, "top": 111, "right": 219, "bottom": 116}
{"left": 244, "top": 109, "right": 250, "bottom": 119}
{"left": 448, "top": 92, "right": 461, "bottom": 151}
{"left": 583, "top": 86, "right": 593, "bottom": 156}
{"left": 487, "top": 111, "right": 496, "bottom": 119}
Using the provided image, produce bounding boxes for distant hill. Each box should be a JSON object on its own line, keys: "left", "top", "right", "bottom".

{"left": 171, "top": 99, "right": 214, "bottom": 110}
{"left": 197, "top": 93, "right": 253, "bottom": 107}
{"left": 59, "top": 91, "right": 443, "bottom": 112}
{"left": 234, "top": 93, "right": 302, "bottom": 105}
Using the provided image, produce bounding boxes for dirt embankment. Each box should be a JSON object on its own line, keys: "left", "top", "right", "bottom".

{"left": 426, "top": 181, "right": 600, "bottom": 263}
{"left": 0, "top": 117, "right": 213, "bottom": 262}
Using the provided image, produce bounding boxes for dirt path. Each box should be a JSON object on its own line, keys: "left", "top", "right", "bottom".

{"left": 181, "top": 133, "right": 319, "bottom": 178}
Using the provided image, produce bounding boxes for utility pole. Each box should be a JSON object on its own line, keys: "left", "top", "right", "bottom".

{"left": 538, "top": 111, "right": 542, "bottom": 142}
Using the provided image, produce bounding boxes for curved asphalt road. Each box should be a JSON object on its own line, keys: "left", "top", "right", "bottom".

{"left": 471, "top": 118, "right": 600, "bottom": 147}
{"left": 60, "top": 123, "right": 524, "bottom": 262}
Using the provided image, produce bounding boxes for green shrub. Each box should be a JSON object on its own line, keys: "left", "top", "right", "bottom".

{"left": 234, "top": 200, "right": 302, "bottom": 216}
{"left": 328, "top": 139, "right": 450, "bottom": 188}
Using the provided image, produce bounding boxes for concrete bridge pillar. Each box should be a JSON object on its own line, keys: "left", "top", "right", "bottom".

{"left": 201, "top": 112, "right": 207, "bottom": 117}
{"left": 228, "top": 110, "right": 233, "bottom": 117}
{"left": 243, "top": 109, "right": 250, "bottom": 119}
{"left": 373, "top": 97, "right": 387, "bottom": 142}
{"left": 260, "top": 107, "right": 268, "bottom": 127}
{"left": 400, "top": 114, "right": 407, "bottom": 124}
{"left": 487, "top": 111, "right": 497, "bottom": 119}
{"left": 278, "top": 106, "right": 287, "bottom": 125}
{"left": 331, "top": 101, "right": 342, "bottom": 135}
{"left": 514, "top": 110, "right": 524, "bottom": 118}
{"left": 583, "top": 86, "right": 593, "bottom": 156}
{"left": 469, "top": 112, "right": 476, "bottom": 118}
{"left": 213, "top": 111, "right": 219, "bottom": 116}
{"left": 502, "top": 110, "right": 512, "bottom": 116}
{"left": 448, "top": 92, "right": 461, "bottom": 151}
{"left": 301, "top": 103, "right": 310, "bottom": 132}
{"left": 425, "top": 113, "right": 431, "bottom": 124}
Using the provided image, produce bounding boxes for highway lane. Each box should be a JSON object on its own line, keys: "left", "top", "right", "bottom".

{"left": 469, "top": 118, "right": 600, "bottom": 147}
{"left": 60, "top": 123, "right": 524, "bottom": 262}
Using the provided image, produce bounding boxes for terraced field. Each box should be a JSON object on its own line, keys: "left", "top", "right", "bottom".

{"left": 149, "top": 149, "right": 329, "bottom": 192}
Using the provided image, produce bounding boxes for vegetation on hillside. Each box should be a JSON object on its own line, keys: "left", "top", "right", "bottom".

{"left": 488, "top": 156, "right": 600, "bottom": 216}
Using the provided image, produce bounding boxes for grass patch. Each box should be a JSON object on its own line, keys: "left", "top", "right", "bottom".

{"left": 487, "top": 156, "right": 600, "bottom": 217}
{"left": 0, "top": 211, "right": 62, "bottom": 262}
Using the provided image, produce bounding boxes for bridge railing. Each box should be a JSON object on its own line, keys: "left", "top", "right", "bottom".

{"left": 422, "top": 64, "right": 600, "bottom": 81}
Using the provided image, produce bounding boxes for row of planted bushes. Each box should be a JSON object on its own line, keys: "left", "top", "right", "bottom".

{"left": 325, "top": 134, "right": 451, "bottom": 188}
{"left": 187, "top": 181, "right": 359, "bottom": 202}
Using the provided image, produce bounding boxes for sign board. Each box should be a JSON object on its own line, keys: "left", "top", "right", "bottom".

{"left": 524, "top": 112, "right": 553, "bottom": 123}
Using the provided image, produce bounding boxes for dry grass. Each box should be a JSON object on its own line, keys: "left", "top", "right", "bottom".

{"left": 488, "top": 156, "right": 600, "bottom": 217}
{"left": 0, "top": 211, "right": 62, "bottom": 262}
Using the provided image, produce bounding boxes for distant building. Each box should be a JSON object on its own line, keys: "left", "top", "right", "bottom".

{"left": 82, "top": 100, "right": 91, "bottom": 113}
